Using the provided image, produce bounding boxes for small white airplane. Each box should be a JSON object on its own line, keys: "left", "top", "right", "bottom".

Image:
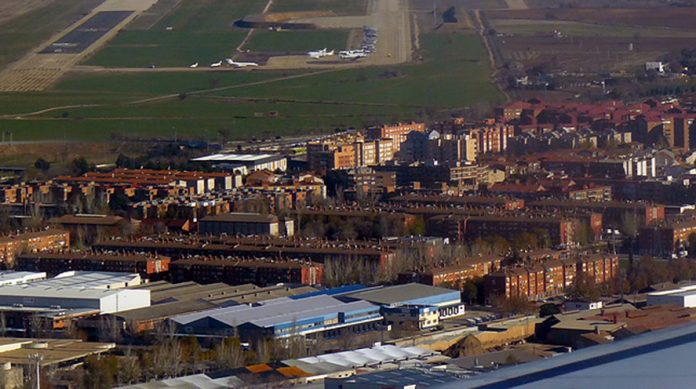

{"left": 210, "top": 61, "right": 222, "bottom": 68}
{"left": 189, "top": 62, "right": 199, "bottom": 68}
{"left": 225, "top": 58, "right": 259, "bottom": 67}
{"left": 339, "top": 50, "right": 367, "bottom": 59}
{"left": 308, "top": 48, "right": 334, "bottom": 59}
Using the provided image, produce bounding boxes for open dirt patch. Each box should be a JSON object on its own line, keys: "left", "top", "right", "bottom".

{"left": 0, "top": 0, "right": 54, "bottom": 26}
{"left": 264, "top": 11, "right": 335, "bottom": 22}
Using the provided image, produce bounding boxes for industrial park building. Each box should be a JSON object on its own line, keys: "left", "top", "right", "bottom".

{"left": 172, "top": 295, "right": 382, "bottom": 342}
{"left": 0, "top": 286, "right": 149, "bottom": 314}
{"left": 191, "top": 153, "right": 287, "bottom": 174}
{"left": 648, "top": 285, "right": 696, "bottom": 308}
{"left": 343, "top": 283, "right": 466, "bottom": 321}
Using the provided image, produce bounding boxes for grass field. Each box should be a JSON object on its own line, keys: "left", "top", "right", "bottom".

{"left": 246, "top": 30, "right": 350, "bottom": 53}
{"left": 0, "top": 32, "right": 502, "bottom": 141}
{"left": 0, "top": 0, "right": 102, "bottom": 69}
{"left": 490, "top": 19, "right": 696, "bottom": 38}
{"left": 269, "top": 0, "right": 368, "bottom": 15}
{"left": 84, "top": 0, "right": 263, "bottom": 68}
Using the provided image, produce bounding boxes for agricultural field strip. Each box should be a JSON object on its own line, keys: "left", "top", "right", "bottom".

{"left": 489, "top": 18, "right": 696, "bottom": 38}
{"left": 0, "top": 68, "right": 353, "bottom": 118}
{"left": 0, "top": 0, "right": 159, "bottom": 92}
{"left": 85, "top": 0, "right": 268, "bottom": 68}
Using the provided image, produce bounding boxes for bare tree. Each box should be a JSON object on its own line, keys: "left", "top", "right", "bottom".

{"left": 213, "top": 337, "right": 246, "bottom": 370}
{"left": 117, "top": 349, "right": 142, "bottom": 386}
{"left": 254, "top": 339, "right": 273, "bottom": 364}
{"left": 153, "top": 338, "right": 183, "bottom": 378}
{"left": 29, "top": 314, "right": 50, "bottom": 338}
{"left": 337, "top": 329, "right": 355, "bottom": 351}
{"left": 153, "top": 320, "right": 177, "bottom": 345}
{"left": 0, "top": 312, "right": 6, "bottom": 337}
{"left": 97, "top": 315, "right": 123, "bottom": 343}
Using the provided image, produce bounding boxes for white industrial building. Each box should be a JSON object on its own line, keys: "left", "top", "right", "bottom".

{"left": 0, "top": 286, "right": 150, "bottom": 314}
{"left": 191, "top": 153, "right": 287, "bottom": 174}
{"left": 0, "top": 271, "right": 149, "bottom": 315}
{"left": 35, "top": 271, "right": 142, "bottom": 290}
{"left": 0, "top": 271, "right": 46, "bottom": 286}
{"left": 647, "top": 285, "right": 696, "bottom": 308}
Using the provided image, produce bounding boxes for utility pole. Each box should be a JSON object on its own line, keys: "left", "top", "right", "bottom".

{"left": 432, "top": 0, "right": 437, "bottom": 28}
{"left": 28, "top": 353, "right": 43, "bottom": 389}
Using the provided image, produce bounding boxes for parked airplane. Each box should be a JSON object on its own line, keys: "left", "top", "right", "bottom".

{"left": 210, "top": 61, "right": 222, "bottom": 68}
{"left": 308, "top": 48, "right": 334, "bottom": 59}
{"left": 189, "top": 62, "right": 199, "bottom": 68}
{"left": 225, "top": 58, "right": 259, "bottom": 67}
{"left": 339, "top": 50, "right": 367, "bottom": 59}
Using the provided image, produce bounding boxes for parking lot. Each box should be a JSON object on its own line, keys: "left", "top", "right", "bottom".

{"left": 441, "top": 310, "right": 502, "bottom": 330}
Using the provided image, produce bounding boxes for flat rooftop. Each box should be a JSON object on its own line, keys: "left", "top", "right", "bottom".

{"left": 0, "top": 271, "right": 46, "bottom": 282}
{"left": 192, "top": 153, "right": 284, "bottom": 163}
{"left": 0, "top": 338, "right": 114, "bottom": 367}
{"left": 53, "top": 214, "right": 123, "bottom": 226}
{"left": 174, "top": 295, "right": 377, "bottom": 329}
{"left": 0, "top": 285, "right": 136, "bottom": 300}
{"left": 345, "top": 283, "right": 459, "bottom": 306}
{"left": 330, "top": 368, "right": 462, "bottom": 387}
{"left": 450, "top": 321, "right": 696, "bottom": 388}
{"left": 33, "top": 271, "right": 141, "bottom": 289}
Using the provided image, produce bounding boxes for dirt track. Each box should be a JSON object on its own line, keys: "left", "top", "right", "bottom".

{"left": 505, "top": 0, "right": 528, "bottom": 10}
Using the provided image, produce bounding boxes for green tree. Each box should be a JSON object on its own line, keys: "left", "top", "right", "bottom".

{"left": 539, "top": 303, "right": 561, "bottom": 317}
{"left": 83, "top": 355, "right": 118, "bottom": 389}
{"left": 71, "top": 156, "right": 90, "bottom": 175}
{"left": 567, "top": 271, "right": 601, "bottom": 301}
{"left": 116, "top": 154, "right": 137, "bottom": 169}
{"left": 34, "top": 158, "right": 50, "bottom": 172}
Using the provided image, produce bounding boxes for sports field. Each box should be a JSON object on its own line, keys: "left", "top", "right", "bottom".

{"left": 0, "top": 32, "right": 502, "bottom": 141}
{"left": 84, "top": 0, "right": 264, "bottom": 68}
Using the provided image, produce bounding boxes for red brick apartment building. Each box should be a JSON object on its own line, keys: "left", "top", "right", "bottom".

{"left": 389, "top": 194, "right": 525, "bottom": 212}
{"left": 308, "top": 123, "right": 426, "bottom": 172}
{"left": 638, "top": 218, "right": 696, "bottom": 256}
{"left": 468, "top": 124, "right": 515, "bottom": 154}
{"left": 526, "top": 199, "right": 664, "bottom": 229}
{"left": 15, "top": 252, "right": 171, "bottom": 280}
{"left": 55, "top": 168, "right": 239, "bottom": 195}
{"left": 94, "top": 236, "right": 395, "bottom": 272}
{"left": 398, "top": 256, "right": 503, "bottom": 288}
{"left": 365, "top": 122, "right": 426, "bottom": 151}
{"left": 171, "top": 258, "right": 323, "bottom": 286}
{"left": 485, "top": 255, "right": 619, "bottom": 301}
{"left": 0, "top": 229, "right": 70, "bottom": 267}
{"left": 427, "top": 214, "right": 575, "bottom": 246}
